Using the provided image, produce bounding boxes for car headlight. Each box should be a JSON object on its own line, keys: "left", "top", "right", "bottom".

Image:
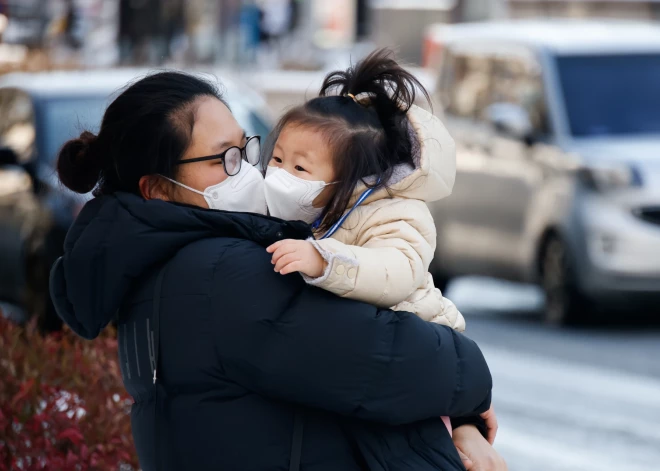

{"left": 578, "top": 164, "right": 643, "bottom": 191}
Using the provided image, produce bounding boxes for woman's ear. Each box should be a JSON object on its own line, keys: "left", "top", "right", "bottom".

{"left": 139, "top": 175, "right": 171, "bottom": 201}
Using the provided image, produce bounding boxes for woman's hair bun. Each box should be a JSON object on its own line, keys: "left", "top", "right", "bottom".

{"left": 56, "top": 130, "right": 102, "bottom": 194}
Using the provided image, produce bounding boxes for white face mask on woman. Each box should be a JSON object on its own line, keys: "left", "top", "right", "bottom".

{"left": 264, "top": 166, "right": 331, "bottom": 223}
{"left": 163, "top": 163, "right": 267, "bottom": 215}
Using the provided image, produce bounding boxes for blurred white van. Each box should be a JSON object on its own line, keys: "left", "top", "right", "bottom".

{"left": 424, "top": 20, "right": 660, "bottom": 324}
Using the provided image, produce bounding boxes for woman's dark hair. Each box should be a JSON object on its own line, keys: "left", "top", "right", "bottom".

{"left": 57, "top": 71, "right": 225, "bottom": 196}
{"left": 266, "top": 48, "right": 430, "bottom": 233}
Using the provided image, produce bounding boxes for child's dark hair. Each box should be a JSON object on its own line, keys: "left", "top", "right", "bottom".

{"left": 266, "top": 48, "right": 430, "bottom": 233}
{"left": 56, "top": 71, "right": 225, "bottom": 196}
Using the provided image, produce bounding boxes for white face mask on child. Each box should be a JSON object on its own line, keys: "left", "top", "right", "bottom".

{"left": 264, "top": 166, "right": 330, "bottom": 223}
{"left": 162, "top": 163, "right": 267, "bottom": 215}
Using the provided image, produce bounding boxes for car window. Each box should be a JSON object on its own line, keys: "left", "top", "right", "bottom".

{"left": 557, "top": 54, "right": 660, "bottom": 137}
{"left": 440, "top": 50, "right": 493, "bottom": 120}
{"left": 36, "top": 96, "right": 107, "bottom": 163}
{"left": 0, "top": 88, "right": 37, "bottom": 163}
{"left": 490, "top": 53, "right": 549, "bottom": 136}
{"left": 440, "top": 48, "right": 549, "bottom": 136}
{"left": 31, "top": 94, "right": 271, "bottom": 165}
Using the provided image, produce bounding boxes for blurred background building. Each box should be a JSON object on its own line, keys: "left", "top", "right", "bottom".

{"left": 3, "top": 1, "right": 660, "bottom": 73}
{"left": 3, "top": 0, "right": 660, "bottom": 71}
{"left": 508, "top": 0, "right": 660, "bottom": 20}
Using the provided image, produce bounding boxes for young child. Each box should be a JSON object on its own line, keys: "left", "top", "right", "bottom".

{"left": 265, "top": 48, "right": 465, "bottom": 330}
{"left": 264, "top": 49, "right": 472, "bottom": 437}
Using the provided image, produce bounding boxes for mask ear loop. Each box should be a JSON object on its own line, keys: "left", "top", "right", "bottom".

{"left": 159, "top": 175, "right": 206, "bottom": 197}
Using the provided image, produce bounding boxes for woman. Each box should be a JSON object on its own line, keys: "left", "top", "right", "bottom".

{"left": 50, "top": 71, "right": 506, "bottom": 471}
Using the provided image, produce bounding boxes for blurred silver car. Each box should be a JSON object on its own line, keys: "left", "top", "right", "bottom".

{"left": 0, "top": 68, "right": 273, "bottom": 329}
{"left": 424, "top": 20, "right": 660, "bottom": 324}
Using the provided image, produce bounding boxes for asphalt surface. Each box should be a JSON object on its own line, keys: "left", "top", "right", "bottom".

{"left": 447, "top": 277, "right": 660, "bottom": 471}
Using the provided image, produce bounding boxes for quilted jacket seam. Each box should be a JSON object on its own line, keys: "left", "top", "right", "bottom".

{"left": 448, "top": 329, "right": 461, "bottom": 414}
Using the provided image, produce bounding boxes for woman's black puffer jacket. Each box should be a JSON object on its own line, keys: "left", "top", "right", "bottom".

{"left": 50, "top": 192, "right": 492, "bottom": 471}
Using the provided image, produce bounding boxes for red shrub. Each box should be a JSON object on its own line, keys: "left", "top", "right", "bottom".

{"left": 0, "top": 313, "right": 138, "bottom": 471}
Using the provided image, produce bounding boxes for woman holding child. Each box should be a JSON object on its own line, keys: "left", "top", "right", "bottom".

{"left": 50, "top": 51, "right": 506, "bottom": 470}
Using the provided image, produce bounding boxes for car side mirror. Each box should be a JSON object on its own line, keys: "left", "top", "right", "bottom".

{"left": 486, "top": 103, "right": 534, "bottom": 143}
{"left": 0, "top": 146, "right": 20, "bottom": 166}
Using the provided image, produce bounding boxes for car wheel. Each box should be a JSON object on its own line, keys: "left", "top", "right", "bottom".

{"left": 540, "top": 236, "right": 590, "bottom": 325}
{"left": 429, "top": 258, "right": 450, "bottom": 293}
{"left": 432, "top": 273, "right": 450, "bottom": 294}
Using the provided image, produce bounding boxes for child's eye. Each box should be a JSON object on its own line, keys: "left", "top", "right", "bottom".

{"left": 272, "top": 156, "right": 283, "bottom": 164}
{"left": 295, "top": 165, "right": 307, "bottom": 173}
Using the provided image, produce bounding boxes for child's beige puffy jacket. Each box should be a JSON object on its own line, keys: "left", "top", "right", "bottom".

{"left": 305, "top": 105, "right": 466, "bottom": 331}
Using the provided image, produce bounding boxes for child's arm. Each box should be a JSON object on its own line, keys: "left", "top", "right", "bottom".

{"left": 268, "top": 200, "right": 435, "bottom": 308}
{"left": 393, "top": 283, "right": 466, "bottom": 332}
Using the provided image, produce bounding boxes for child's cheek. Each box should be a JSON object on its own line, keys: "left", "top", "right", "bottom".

{"left": 313, "top": 185, "right": 335, "bottom": 209}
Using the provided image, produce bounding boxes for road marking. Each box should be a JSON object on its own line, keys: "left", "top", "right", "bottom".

{"left": 480, "top": 344, "right": 660, "bottom": 471}
{"left": 482, "top": 345, "right": 660, "bottom": 409}
{"left": 494, "top": 426, "right": 651, "bottom": 471}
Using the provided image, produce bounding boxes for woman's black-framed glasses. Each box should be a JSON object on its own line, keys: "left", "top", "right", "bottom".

{"left": 175, "top": 136, "right": 261, "bottom": 176}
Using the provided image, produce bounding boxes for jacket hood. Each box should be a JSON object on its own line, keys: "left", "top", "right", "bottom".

{"left": 355, "top": 105, "right": 456, "bottom": 205}
{"left": 50, "top": 192, "right": 310, "bottom": 339}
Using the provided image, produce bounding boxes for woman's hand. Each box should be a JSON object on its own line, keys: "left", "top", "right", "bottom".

{"left": 453, "top": 425, "right": 507, "bottom": 471}
{"left": 481, "top": 405, "right": 498, "bottom": 444}
{"left": 267, "top": 239, "right": 327, "bottom": 277}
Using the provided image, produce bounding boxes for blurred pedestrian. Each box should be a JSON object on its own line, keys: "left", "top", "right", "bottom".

{"left": 155, "top": 0, "right": 184, "bottom": 64}
{"left": 216, "top": 0, "right": 242, "bottom": 64}
{"left": 239, "top": 0, "right": 261, "bottom": 65}
{"left": 62, "top": 0, "right": 82, "bottom": 49}
{"left": 49, "top": 71, "right": 500, "bottom": 471}
{"left": 118, "top": 0, "right": 163, "bottom": 65}
{"left": 257, "top": 0, "right": 292, "bottom": 66}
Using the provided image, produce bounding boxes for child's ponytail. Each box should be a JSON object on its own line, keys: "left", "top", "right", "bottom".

{"left": 320, "top": 48, "right": 428, "bottom": 114}
{"left": 320, "top": 49, "right": 430, "bottom": 162}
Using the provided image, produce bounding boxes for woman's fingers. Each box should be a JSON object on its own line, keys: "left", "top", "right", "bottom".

{"left": 480, "top": 406, "right": 498, "bottom": 445}
{"left": 453, "top": 424, "right": 507, "bottom": 471}
{"left": 457, "top": 449, "right": 474, "bottom": 469}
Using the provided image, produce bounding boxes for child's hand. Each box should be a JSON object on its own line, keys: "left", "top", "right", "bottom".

{"left": 266, "top": 239, "right": 327, "bottom": 277}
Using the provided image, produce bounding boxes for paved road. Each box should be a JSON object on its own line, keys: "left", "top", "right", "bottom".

{"left": 446, "top": 277, "right": 660, "bottom": 471}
